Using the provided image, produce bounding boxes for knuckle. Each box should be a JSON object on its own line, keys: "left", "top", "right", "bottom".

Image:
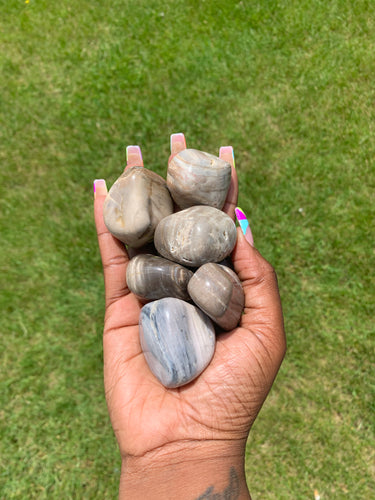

{"left": 103, "top": 253, "right": 128, "bottom": 271}
{"left": 261, "top": 259, "right": 278, "bottom": 284}
{"left": 250, "top": 257, "right": 278, "bottom": 286}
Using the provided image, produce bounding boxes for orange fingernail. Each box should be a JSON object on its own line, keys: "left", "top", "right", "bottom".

{"left": 170, "top": 133, "right": 186, "bottom": 155}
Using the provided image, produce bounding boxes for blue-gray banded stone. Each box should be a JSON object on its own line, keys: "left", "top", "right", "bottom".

{"left": 126, "top": 254, "right": 193, "bottom": 301}
{"left": 139, "top": 298, "right": 215, "bottom": 388}
{"left": 167, "top": 149, "right": 232, "bottom": 210}
{"left": 154, "top": 206, "right": 237, "bottom": 267}
{"left": 188, "top": 263, "right": 245, "bottom": 331}
{"left": 103, "top": 166, "right": 173, "bottom": 248}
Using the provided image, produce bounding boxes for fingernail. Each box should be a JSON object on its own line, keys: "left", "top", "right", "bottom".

{"left": 93, "top": 179, "right": 107, "bottom": 199}
{"left": 126, "top": 145, "right": 143, "bottom": 165}
{"left": 219, "top": 146, "right": 235, "bottom": 169}
{"left": 170, "top": 133, "right": 186, "bottom": 154}
{"left": 235, "top": 207, "right": 254, "bottom": 246}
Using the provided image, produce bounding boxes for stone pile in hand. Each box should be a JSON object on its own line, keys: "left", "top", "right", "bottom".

{"left": 103, "top": 148, "right": 244, "bottom": 388}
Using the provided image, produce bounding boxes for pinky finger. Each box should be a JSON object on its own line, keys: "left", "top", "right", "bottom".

{"left": 93, "top": 179, "right": 130, "bottom": 306}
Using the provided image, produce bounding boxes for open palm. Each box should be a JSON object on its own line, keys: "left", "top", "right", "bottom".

{"left": 94, "top": 135, "right": 285, "bottom": 463}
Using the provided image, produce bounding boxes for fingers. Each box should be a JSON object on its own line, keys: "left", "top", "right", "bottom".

{"left": 125, "top": 145, "right": 144, "bottom": 171}
{"left": 93, "top": 179, "right": 130, "bottom": 306}
{"left": 220, "top": 146, "right": 238, "bottom": 221}
{"left": 94, "top": 138, "right": 238, "bottom": 306}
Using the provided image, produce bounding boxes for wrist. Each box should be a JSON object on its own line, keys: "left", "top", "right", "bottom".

{"left": 119, "top": 440, "right": 251, "bottom": 500}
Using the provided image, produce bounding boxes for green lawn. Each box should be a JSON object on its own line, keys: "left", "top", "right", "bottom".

{"left": 1, "top": 1, "right": 374, "bottom": 498}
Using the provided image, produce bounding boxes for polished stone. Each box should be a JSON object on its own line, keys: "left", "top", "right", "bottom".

{"left": 103, "top": 166, "right": 173, "bottom": 248}
{"left": 154, "top": 206, "right": 237, "bottom": 267}
{"left": 167, "top": 149, "right": 232, "bottom": 210}
{"left": 139, "top": 298, "right": 215, "bottom": 388}
{"left": 126, "top": 254, "right": 193, "bottom": 301}
{"left": 188, "top": 263, "right": 244, "bottom": 331}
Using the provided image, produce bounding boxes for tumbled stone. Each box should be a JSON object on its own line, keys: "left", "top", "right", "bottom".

{"left": 126, "top": 254, "right": 193, "bottom": 301}
{"left": 188, "top": 263, "right": 244, "bottom": 331}
{"left": 139, "top": 298, "right": 215, "bottom": 388}
{"left": 103, "top": 166, "right": 173, "bottom": 248}
{"left": 154, "top": 206, "right": 237, "bottom": 267}
{"left": 167, "top": 149, "right": 232, "bottom": 210}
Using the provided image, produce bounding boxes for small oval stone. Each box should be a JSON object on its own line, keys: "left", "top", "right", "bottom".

{"left": 167, "top": 149, "right": 232, "bottom": 210}
{"left": 103, "top": 166, "right": 173, "bottom": 248}
{"left": 139, "top": 298, "right": 215, "bottom": 388}
{"left": 154, "top": 206, "right": 237, "bottom": 267}
{"left": 188, "top": 263, "right": 245, "bottom": 331}
{"left": 126, "top": 254, "right": 193, "bottom": 301}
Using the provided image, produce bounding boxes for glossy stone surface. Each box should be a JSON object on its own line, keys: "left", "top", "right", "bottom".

{"left": 103, "top": 166, "right": 173, "bottom": 248}
{"left": 154, "top": 206, "right": 237, "bottom": 267}
{"left": 139, "top": 298, "right": 215, "bottom": 388}
{"left": 167, "top": 149, "right": 232, "bottom": 210}
{"left": 126, "top": 254, "right": 193, "bottom": 301}
{"left": 188, "top": 263, "right": 244, "bottom": 331}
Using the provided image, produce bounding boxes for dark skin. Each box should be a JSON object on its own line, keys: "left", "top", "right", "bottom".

{"left": 94, "top": 136, "right": 286, "bottom": 499}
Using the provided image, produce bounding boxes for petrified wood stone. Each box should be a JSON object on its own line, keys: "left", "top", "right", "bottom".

{"left": 188, "top": 263, "right": 244, "bottom": 330}
{"left": 139, "top": 298, "right": 215, "bottom": 388}
{"left": 126, "top": 254, "right": 193, "bottom": 301}
{"left": 167, "top": 149, "right": 232, "bottom": 210}
{"left": 154, "top": 206, "right": 237, "bottom": 267}
{"left": 103, "top": 166, "right": 173, "bottom": 248}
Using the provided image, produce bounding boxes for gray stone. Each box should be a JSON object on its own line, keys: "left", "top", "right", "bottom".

{"left": 139, "top": 298, "right": 215, "bottom": 388}
{"left": 126, "top": 254, "right": 193, "bottom": 301}
{"left": 188, "top": 263, "right": 244, "bottom": 331}
{"left": 103, "top": 166, "right": 173, "bottom": 248}
{"left": 167, "top": 149, "right": 232, "bottom": 210}
{"left": 154, "top": 206, "right": 237, "bottom": 267}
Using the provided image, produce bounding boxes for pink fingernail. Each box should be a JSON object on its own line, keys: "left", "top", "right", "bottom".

{"left": 93, "top": 179, "right": 107, "bottom": 199}
{"left": 126, "top": 145, "right": 143, "bottom": 164}
{"left": 235, "top": 207, "right": 254, "bottom": 246}
{"left": 219, "top": 146, "right": 236, "bottom": 168}
{"left": 170, "top": 133, "right": 186, "bottom": 154}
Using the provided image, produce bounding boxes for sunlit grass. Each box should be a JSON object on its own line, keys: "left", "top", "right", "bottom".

{"left": 1, "top": 1, "right": 374, "bottom": 498}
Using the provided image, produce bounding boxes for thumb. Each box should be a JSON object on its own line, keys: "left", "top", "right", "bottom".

{"left": 231, "top": 228, "right": 286, "bottom": 358}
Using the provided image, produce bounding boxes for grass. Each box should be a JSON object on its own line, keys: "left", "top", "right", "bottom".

{"left": 1, "top": 0, "right": 374, "bottom": 498}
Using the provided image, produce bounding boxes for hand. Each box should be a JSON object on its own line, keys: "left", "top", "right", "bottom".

{"left": 93, "top": 135, "right": 286, "bottom": 499}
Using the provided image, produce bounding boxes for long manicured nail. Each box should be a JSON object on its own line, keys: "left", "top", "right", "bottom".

{"left": 170, "top": 133, "right": 186, "bottom": 155}
{"left": 126, "top": 145, "right": 143, "bottom": 166}
{"left": 219, "top": 146, "right": 235, "bottom": 168}
{"left": 93, "top": 179, "right": 107, "bottom": 199}
{"left": 235, "top": 207, "right": 254, "bottom": 246}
